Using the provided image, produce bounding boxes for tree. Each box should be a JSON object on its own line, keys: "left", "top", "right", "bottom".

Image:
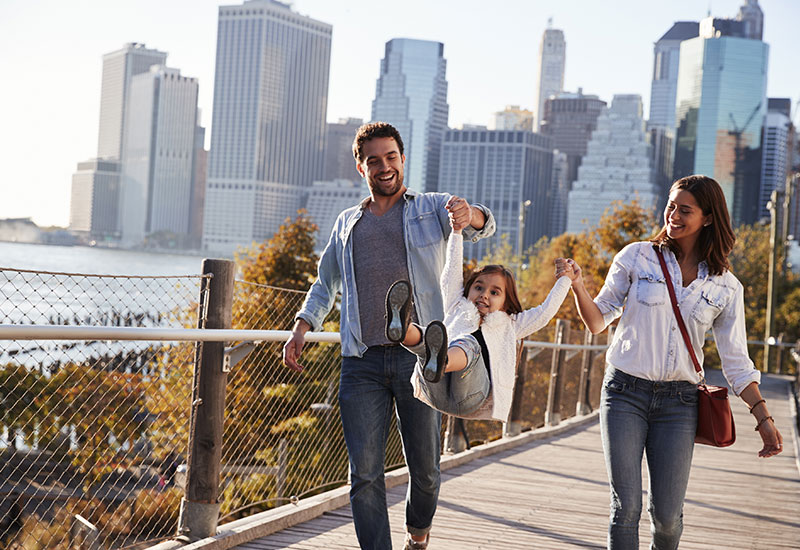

{"left": 236, "top": 210, "right": 319, "bottom": 291}
{"left": 217, "top": 211, "right": 346, "bottom": 517}
{"left": 0, "top": 364, "right": 47, "bottom": 450}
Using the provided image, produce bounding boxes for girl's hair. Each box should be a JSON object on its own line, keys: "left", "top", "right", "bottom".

{"left": 650, "top": 174, "right": 736, "bottom": 275}
{"left": 462, "top": 265, "right": 523, "bottom": 315}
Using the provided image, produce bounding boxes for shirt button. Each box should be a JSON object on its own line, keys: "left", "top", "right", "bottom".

{"left": 671, "top": 327, "right": 676, "bottom": 331}
{"left": 669, "top": 350, "right": 674, "bottom": 355}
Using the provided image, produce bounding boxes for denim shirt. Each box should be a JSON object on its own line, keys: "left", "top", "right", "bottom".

{"left": 595, "top": 241, "right": 760, "bottom": 395}
{"left": 296, "top": 189, "right": 496, "bottom": 358}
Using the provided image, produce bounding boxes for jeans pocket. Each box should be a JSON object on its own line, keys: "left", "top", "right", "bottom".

{"left": 458, "top": 391, "right": 487, "bottom": 415}
{"left": 604, "top": 378, "right": 626, "bottom": 394}
{"left": 678, "top": 388, "right": 699, "bottom": 406}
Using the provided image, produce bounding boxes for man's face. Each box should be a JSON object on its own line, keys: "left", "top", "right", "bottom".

{"left": 356, "top": 137, "right": 405, "bottom": 197}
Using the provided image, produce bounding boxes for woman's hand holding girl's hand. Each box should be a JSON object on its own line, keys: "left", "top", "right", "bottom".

{"left": 555, "top": 258, "right": 580, "bottom": 282}
{"left": 555, "top": 258, "right": 576, "bottom": 281}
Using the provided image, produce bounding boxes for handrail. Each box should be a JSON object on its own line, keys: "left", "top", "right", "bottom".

{"left": 0, "top": 324, "right": 605, "bottom": 350}
{"left": 0, "top": 324, "right": 796, "bottom": 351}
{"left": 0, "top": 325, "right": 339, "bottom": 343}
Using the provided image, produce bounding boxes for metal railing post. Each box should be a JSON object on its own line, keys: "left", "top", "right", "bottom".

{"left": 444, "top": 416, "right": 468, "bottom": 454}
{"left": 545, "top": 319, "right": 570, "bottom": 427}
{"left": 504, "top": 344, "right": 527, "bottom": 437}
{"left": 576, "top": 329, "right": 597, "bottom": 416}
{"left": 177, "top": 259, "right": 236, "bottom": 541}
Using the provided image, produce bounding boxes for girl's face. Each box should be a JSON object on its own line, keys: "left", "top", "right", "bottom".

{"left": 467, "top": 272, "right": 507, "bottom": 316}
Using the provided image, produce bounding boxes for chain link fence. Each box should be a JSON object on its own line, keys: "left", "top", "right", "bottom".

{"left": 217, "top": 280, "right": 405, "bottom": 524}
{"left": 0, "top": 265, "right": 606, "bottom": 548}
{"left": 0, "top": 267, "right": 206, "bottom": 550}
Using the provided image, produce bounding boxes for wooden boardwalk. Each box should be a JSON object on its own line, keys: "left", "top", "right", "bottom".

{"left": 234, "top": 373, "right": 800, "bottom": 549}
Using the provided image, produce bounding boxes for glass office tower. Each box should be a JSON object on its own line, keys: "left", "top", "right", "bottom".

{"left": 372, "top": 39, "right": 449, "bottom": 193}
{"left": 673, "top": 35, "right": 768, "bottom": 225}
{"left": 438, "top": 128, "right": 553, "bottom": 261}
{"left": 202, "top": 0, "right": 332, "bottom": 253}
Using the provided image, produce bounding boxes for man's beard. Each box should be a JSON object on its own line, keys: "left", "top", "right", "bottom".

{"left": 368, "top": 171, "right": 404, "bottom": 197}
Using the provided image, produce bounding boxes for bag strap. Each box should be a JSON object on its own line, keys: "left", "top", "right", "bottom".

{"left": 653, "top": 246, "right": 704, "bottom": 378}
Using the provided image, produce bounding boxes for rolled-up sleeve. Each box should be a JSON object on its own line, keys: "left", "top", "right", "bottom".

{"left": 593, "top": 246, "right": 634, "bottom": 329}
{"left": 462, "top": 203, "right": 496, "bottom": 242}
{"left": 712, "top": 282, "right": 761, "bottom": 395}
{"left": 296, "top": 221, "right": 342, "bottom": 331}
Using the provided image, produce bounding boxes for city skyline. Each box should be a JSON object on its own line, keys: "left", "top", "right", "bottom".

{"left": 2, "top": 0, "right": 799, "bottom": 227}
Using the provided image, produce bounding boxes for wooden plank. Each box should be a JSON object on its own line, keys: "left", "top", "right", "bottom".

{"left": 235, "top": 373, "right": 799, "bottom": 549}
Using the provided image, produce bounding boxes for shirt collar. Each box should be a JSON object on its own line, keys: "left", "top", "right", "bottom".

{"left": 359, "top": 189, "right": 416, "bottom": 211}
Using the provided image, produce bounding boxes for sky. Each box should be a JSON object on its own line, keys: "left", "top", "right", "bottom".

{"left": 1, "top": 0, "right": 798, "bottom": 228}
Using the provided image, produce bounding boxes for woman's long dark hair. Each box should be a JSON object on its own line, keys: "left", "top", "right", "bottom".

{"left": 650, "top": 175, "right": 736, "bottom": 275}
{"left": 463, "top": 265, "right": 523, "bottom": 315}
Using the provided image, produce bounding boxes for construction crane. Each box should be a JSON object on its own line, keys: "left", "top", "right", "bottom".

{"left": 728, "top": 101, "right": 762, "bottom": 224}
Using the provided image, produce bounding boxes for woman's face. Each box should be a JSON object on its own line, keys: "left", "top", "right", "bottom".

{"left": 664, "top": 189, "right": 712, "bottom": 243}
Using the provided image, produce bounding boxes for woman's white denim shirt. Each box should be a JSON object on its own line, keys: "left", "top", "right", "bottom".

{"left": 595, "top": 242, "right": 760, "bottom": 395}
{"left": 296, "top": 189, "right": 495, "bottom": 358}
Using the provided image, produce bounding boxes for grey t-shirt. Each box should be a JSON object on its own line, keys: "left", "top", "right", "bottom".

{"left": 352, "top": 199, "right": 414, "bottom": 347}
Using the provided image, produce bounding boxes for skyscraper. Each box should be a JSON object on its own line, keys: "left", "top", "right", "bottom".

{"left": 759, "top": 99, "right": 793, "bottom": 221}
{"left": 304, "top": 179, "right": 368, "bottom": 253}
{"left": 203, "top": 0, "right": 332, "bottom": 254}
{"left": 119, "top": 66, "right": 199, "bottom": 247}
{"left": 97, "top": 43, "right": 168, "bottom": 160}
{"left": 69, "top": 160, "right": 121, "bottom": 242}
{"left": 323, "top": 118, "right": 364, "bottom": 183}
{"left": 673, "top": 27, "right": 769, "bottom": 225}
{"left": 372, "top": 38, "right": 449, "bottom": 193}
{"left": 567, "top": 95, "right": 658, "bottom": 233}
{"left": 738, "top": 0, "right": 764, "bottom": 40}
{"left": 490, "top": 105, "right": 534, "bottom": 132}
{"left": 648, "top": 22, "right": 699, "bottom": 209}
{"left": 648, "top": 22, "right": 699, "bottom": 130}
{"left": 438, "top": 128, "right": 553, "bottom": 261}
{"left": 539, "top": 90, "right": 606, "bottom": 235}
{"left": 69, "top": 43, "right": 167, "bottom": 240}
{"left": 534, "top": 22, "right": 566, "bottom": 131}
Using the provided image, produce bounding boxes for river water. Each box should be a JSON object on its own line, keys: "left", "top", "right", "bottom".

{"left": 0, "top": 242, "right": 218, "bottom": 370}
{"left": 0, "top": 241, "right": 206, "bottom": 275}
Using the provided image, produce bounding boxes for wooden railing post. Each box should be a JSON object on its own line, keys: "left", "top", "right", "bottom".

{"left": 575, "top": 329, "right": 597, "bottom": 416}
{"left": 545, "top": 319, "right": 570, "bottom": 427}
{"left": 504, "top": 344, "right": 528, "bottom": 437}
{"left": 177, "top": 259, "right": 235, "bottom": 541}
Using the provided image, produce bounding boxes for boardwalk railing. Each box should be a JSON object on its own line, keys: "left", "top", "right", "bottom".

{"left": 0, "top": 259, "right": 797, "bottom": 549}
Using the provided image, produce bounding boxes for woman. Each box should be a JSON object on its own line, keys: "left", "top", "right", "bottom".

{"left": 567, "top": 175, "right": 783, "bottom": 549}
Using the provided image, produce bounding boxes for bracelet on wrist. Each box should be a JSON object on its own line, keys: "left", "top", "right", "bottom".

{"left": 754, "top": 415, "right": 774, "bottom": 431}
{"left": 749, "top": 399, "right": 766, "bottom": 414}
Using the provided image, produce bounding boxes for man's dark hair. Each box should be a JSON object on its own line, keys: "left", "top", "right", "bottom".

{"left": 352, "top": 122, "right": 404, "bottom": 163}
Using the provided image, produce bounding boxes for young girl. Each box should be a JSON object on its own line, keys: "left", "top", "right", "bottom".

{"left": 384, "top": 216, "right": 576, "bottom": 421}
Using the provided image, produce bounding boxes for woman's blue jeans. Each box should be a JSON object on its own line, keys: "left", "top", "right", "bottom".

{"left": 600, "top": 367, "right": 698, "bottom": 550}
{"left": 339, "top": 345, "right": 442, "bottom": 550}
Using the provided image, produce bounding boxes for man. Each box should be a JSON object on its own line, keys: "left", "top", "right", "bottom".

{"left": 284, "top": 122, "right": 495, "bottom": 550}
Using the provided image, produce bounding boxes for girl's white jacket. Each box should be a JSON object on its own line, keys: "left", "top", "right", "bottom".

{"left": 411, "top": 231, "right": 571, "bottom": 421}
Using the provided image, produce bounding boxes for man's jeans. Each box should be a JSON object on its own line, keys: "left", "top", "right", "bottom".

{"left": 340, "top": 345, "right": 442, "bottom": 550}
{"left": 600, "top": 367, "right": 698, "bottom": 550}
